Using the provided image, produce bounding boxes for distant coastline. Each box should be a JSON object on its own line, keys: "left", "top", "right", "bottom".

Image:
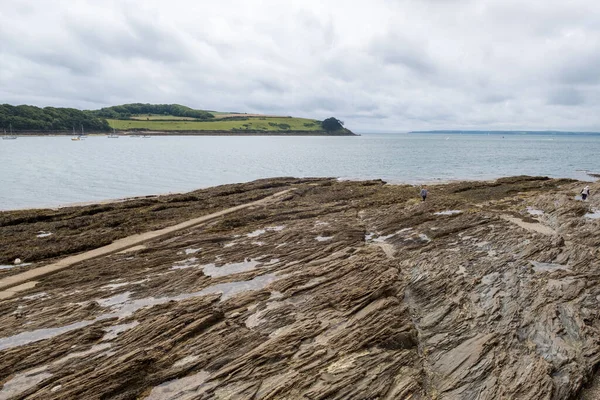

{"left": 409, "top": 130, "right": 600, "bottom": 136}
{"left": 4, "top": 130, "right": 356, "bottom": 137}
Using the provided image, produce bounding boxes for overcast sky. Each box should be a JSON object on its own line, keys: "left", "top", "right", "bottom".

{"left": 2, "top": 0, "right": 600, "bottom": 132}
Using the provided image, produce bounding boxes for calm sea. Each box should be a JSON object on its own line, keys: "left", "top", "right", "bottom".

{"left": 1, "top": 133, "right": 598, "bottom": 210}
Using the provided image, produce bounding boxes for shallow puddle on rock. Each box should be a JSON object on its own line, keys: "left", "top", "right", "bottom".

{"left": 0, "top": 263, "right": 32, "bottom": 270}
{"left": 530, "top": 261, "right": 571, "bottom": 273}
{"left": 54, "top": 343, "right": 112, "bottom": 365}
{"left": 247, "top": 229, "right": 266, "bottom": 238}
{"left": 418, "top": 233, "right": 431, "bottom": 242}
{"left": 247, "top": 226, "right": 285, "bottom": 238}
{"left": 112, "top": 273, "right": 282, "bottom": 318}
{"left": 0, "top": 366, "right": 52, "bottom": 400}
{"left": 372, "top": 233, "right": 394, "bottom": 243}
{"left": 202, "top": 259, "right": 261, "bottom": 277}
{"left": 0, "top": 321, "right": 92, "bottom": 351}
{"left": 171, "top": 265, "right": 197, "bottom": 270}
{"left": 145, "top": 370, "right": 211, "bottom": 400}
{"left": 585, "top": 209, "right": 600, "bottom": 219}
{"left": 36, "top": 231, "right": 53, "bottom": 238}
{"left": 0, "top": 314, "right": 115, "bottom": 351}
{"left": 102, "top": 280, "right": 146, "bottom": 290}
{"left": 184, "top": 273, "right": 281, "bottom": 301}
{"left": 368, "top": 228, "right": 413, "bottom": 243}
{"left": 22, "top": 292, "right": 49, "bottom": 300}
{"left": 171, "top": 257, "right": 200, "bottom": 270}
{"left": 315, "top": 236, "right": 333, "bottom": 242}
{"left": 434, "top": 210, "right": 462, "bottom": 216}
{"left": 223, "top": 242, "right": 236, "bottom": 248}
{"left": 0, "top": 274, "right": 282, "bottom": 351}
{"left": 184, "top": 248, "right": 201, "bottom": 255}
{"left": 526, "top": 207, "right": 544, "bottom": 216}
{"left": 102, "top": 321, "right": 139, "bottom": 341}
{"left": 98, "top": 291, "right": 132, "bottom": 307}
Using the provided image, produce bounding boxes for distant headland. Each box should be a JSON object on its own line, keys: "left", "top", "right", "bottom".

{"left": 410, "top": 130, "right": 600, "bottom": 136}
{"left": 0, "top": 103, "right": 356, "bottom": 136}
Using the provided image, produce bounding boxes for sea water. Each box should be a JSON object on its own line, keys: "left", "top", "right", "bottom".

{"left": 1, "top": 133, "right": 598, "bottom": 210}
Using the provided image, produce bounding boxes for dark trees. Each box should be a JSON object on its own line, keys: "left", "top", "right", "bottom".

{"left": 321, "top": 117, "right": 344, "bottom": 131}
{"left": 0, "top": 104, "right": 110, "bottom": 131}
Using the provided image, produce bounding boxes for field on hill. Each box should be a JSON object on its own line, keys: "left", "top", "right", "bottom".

{"left": 129, "top": 114, "right": 197, "bottom": 121}
{"left": 107, "top": 116, "right": 323, "bottom": 131}
{"left": 211, "top": 113, "right": 283, "bottom": 119}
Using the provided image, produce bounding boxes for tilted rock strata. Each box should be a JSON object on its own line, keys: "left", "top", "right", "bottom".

{"left": 0, "top": 176, "right": 598, "bottom": 399}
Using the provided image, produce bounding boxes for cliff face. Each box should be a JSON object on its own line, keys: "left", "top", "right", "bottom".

{"left": 0, "top": 177, "right": 599, "bottom": 399}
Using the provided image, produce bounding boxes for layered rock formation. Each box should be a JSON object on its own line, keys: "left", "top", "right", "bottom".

{"left": 0, "top": 176, "right": 599, "bottom": 399}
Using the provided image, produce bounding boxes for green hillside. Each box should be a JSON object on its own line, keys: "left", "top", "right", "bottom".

{"left": 1, "top": 103, "right": 353, "bottom": 135}
{"left": 107, "top": 116, "right": 322, "bottom": 131}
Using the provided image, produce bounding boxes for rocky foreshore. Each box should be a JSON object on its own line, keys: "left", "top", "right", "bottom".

{"left": 0, "top": 176, "right": 599, "bottom": 399}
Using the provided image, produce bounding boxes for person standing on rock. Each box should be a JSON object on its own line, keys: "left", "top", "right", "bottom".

{"left": 420, "top": 186, "right": 428, "bottom": 202}
{"left": 581, "top": 185, "right": 591, "bottom": 200}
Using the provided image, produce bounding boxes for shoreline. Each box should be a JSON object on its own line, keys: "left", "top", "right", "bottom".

{"left": 0, "top": 191, "right": 186, "bottom": 213}
{"left": 2, "top": 129, "right": 357, "bottom": 137}
{"left": 1, "top": 174, "right": 595, "bottom": 212}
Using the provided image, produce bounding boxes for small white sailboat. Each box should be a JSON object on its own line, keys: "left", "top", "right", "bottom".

{"left": 71, "top": 126, "right": 81, "bottom": 141}
{"left": 142, "top": 135, "right": 151, "bottom": 138}
{"left": 79, "top": 125, "right": 87, "bottom": 139}
{"left": 108, "top": 128, "right": 119, "bottom": 138}
{"left": 2, "top": 124, "right": 17, "bottom": 140}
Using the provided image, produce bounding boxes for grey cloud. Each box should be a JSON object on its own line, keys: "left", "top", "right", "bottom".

{"left": 2, "top": 0, "right": 600, "bottom": 131}
{"left": 253, "top": 79, "right": 287, "bottom": 94}
{"left": 556, "top": 55, "right": 600, "bottom": 84}
{"left": 64, "top": 13, "right": 192, "bottom": 63}
{"left": 547, "top": 87, "right": 585, "bottom": 106}
{"left": 30, "top": 52, "right": 99, "bottom": 75}
{"left": 369, "top": 34, "right": 435, "bottom": 74}
{"left": 480, "top": 94, "right": 513, "bottom": 104}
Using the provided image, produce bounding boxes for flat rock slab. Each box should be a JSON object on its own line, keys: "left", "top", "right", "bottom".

{"left": 0, "top": 190, "right": 292, "bottom": 295}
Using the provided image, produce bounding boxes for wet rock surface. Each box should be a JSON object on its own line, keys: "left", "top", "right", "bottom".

{"left": 0, "top": 176, "right": 599, "bottom": 399}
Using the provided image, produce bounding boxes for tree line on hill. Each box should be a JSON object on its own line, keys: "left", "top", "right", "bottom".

{"left": 0, "top": 104, "right": 110, "bottom": 132}
{"left": 93, "top": 103, "right": 214, "bottom": 120}
{"left": 0, "top": 103, "right": 347, "bottom": 133}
